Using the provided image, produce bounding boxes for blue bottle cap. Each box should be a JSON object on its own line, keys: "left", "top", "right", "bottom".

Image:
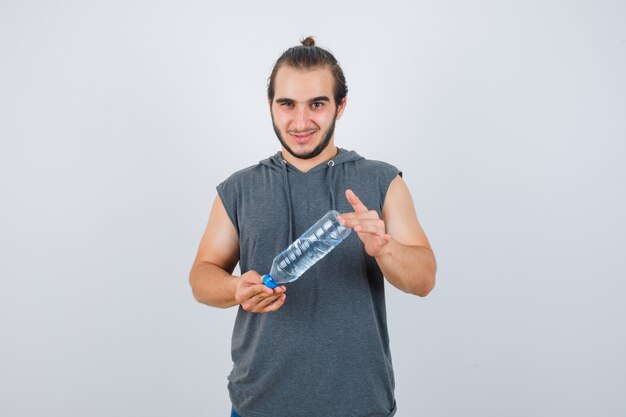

{"left": 263, "top": 274, "right": 278, "bottom": 289}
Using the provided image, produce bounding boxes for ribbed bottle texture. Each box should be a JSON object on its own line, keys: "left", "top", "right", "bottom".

{"left": 262, "top": 210, "right": 351, "bottom": 288}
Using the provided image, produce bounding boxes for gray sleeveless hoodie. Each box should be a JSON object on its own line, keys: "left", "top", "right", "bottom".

{"left": 217, "top": 148, "right": 401, "bottom": 417}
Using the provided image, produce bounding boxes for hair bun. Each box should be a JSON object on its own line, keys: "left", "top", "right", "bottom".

{"left": 301, "top": 36, "right": 316, "bottom": 47}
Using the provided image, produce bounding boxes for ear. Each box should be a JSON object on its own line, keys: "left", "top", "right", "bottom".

{"left": 335, "top": 97, "right": 347, "bottom": 120}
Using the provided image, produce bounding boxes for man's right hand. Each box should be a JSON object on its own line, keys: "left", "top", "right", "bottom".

{"left": 235, "top": 270, "right": 287, "bottom": 313}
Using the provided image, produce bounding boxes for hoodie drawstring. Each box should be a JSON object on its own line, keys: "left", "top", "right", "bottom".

{"left": 281, "top": 158, "right": 295, "bottom": 243}
{"left": 327, "top": 159, "right": 336, "bottom": 211}
{"left": 277, "top": 151, "right": 351, "bottom": 244}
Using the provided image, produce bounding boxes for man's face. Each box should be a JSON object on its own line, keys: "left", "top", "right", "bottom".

{"left": 270, "top": 65, "right": 346, "bottom": 160}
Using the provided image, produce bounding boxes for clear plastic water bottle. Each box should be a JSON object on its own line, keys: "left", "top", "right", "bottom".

{"left": 262, "top": 210, "right": 352, "bottom": 289}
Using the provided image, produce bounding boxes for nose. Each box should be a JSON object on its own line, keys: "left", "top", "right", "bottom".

{"left": 293, "top": 105, "right": 312, "bottom": 131}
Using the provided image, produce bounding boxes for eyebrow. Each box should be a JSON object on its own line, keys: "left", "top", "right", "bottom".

{"left": 310, "top": 96, "right": 331, "bottom": 103}
{"left": 275, "top": 96, "right": 331, "bottom": 104}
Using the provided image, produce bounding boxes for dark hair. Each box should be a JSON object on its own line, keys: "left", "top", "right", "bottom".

{"left": 267, "top": 36, "right": 348, "bottom": 105}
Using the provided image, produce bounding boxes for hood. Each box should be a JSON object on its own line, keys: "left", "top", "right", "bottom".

{"left": 259, "top": 148, "right": 363, "bottom": 242}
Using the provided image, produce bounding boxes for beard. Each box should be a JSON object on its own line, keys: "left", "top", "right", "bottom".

{"left": 271, "top": 113, "right": 337, "bottom": 160}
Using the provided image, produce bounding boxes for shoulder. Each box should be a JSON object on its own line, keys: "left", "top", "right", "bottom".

{"left": 220, "top": 163, "right": 263, "bottom": 183}
{"left": 340, "top": 151, "right": 400, "bottom": 174}
{"left": 338, "top": 152, "right": 403, "bottom": 213}
{"left": 354, "top": 158, "right": 400, "bottom": 172}
{"left": 217, "top": 162, "right": 273, "bottom": 191}
{"left": 349, "top": 156, "right": 403, "bottom": 190}
{"left": 215, "top": 163, "right": 275, "bottom": 230}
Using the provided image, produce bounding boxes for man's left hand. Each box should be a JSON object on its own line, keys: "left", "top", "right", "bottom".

{"left": 337, "top": 189, "right": 391, "bottom": 258}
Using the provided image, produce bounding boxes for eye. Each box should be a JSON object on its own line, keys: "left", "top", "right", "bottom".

{"left": 310, "top": 102, "right": 324, "bottom": 109}
{"left": 280, "top": 102, "right": 294, "bottom": 108}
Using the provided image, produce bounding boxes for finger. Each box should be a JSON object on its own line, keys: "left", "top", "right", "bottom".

{"left": 345, "top": 189, "right": 369, "bottom": 213}
{"left": 345, "top": 217, "right": 385, "bottom": 233}
{"left": 253, "top": 288, "right": 281, "bottom": 303}
{"left": 339, "top": 216, "right": 383, "bottom": 229}
{"left": 262, "top": 294, "right": 287, "bottom": 313}
{"left": 242, "top": 291, "right": 277, "bottom": 312}
{"left": 354, "top": 232, "right": 388, "bottom": 255}
{"left": 240, "top": 283, "right": 272, "bottom": 301}
{"left": 243, "top": 292, "right": 281, "bottom": 312}
{"left": 246, "top": 284, "right": 285, "bottom": 305}
{"left": 337, "top": 210, "right": 379, "bottom": 221}
{"left": 255, "top": 293, "right": 284, "bottom": 311}
{"left": 272, "top": 285, "right": 287, "bottom": 293}
{"left": 354, "top": 222, "right": 386, "bottom": 238}
{"left": 357, "top": 232, "right": 389, "bottom": 248}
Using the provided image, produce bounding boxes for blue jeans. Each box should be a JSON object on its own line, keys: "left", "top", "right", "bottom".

{"left": 231, "top": 408, "right": 242, "bottom": 417}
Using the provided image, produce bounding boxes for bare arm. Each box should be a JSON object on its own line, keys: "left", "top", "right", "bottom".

{"left": 376, "top": 175, "right": 436, "bottom": 296}
{"left": 189, "top": 195, "right": 286, "bottom": 311}
{"left": 338, "top": 176, "right": 436, "bottom": 296}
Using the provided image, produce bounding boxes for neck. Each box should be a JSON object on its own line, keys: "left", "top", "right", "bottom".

{"left": 281, "top": 143, "right": 339, "bottom": 173}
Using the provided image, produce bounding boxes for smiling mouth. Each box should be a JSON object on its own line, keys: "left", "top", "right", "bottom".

{"left": 290, "top": 130, "right": 317, "bottom": 143}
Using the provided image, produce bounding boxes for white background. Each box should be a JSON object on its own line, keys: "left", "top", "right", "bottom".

{"left": 1, "top": 1, "right": 625, "bottom": 416}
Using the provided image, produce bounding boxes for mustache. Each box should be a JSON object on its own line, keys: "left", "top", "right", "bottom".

{"left": 287, "top": 129, "right": 317, "bottom": 135}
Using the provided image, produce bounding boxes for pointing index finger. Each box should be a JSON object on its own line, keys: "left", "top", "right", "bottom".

{"left": 345, "top": 189, "right": 368, "bottom": 213}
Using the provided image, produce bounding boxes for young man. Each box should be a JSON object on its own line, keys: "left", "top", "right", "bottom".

{"left": 189, "top": 37, "right": 436, "bottom": 417}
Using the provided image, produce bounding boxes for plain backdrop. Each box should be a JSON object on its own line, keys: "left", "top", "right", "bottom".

{"left": 1, "top": 1, "right": 625, "bottom": 416}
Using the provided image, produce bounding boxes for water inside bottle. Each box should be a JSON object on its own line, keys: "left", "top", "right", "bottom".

{"left": 271, "top": 217, "right": 346, "bottom": 282}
